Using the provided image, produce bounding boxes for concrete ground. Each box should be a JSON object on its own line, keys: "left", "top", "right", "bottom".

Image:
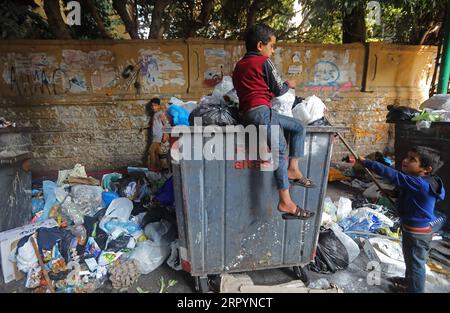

{"left": 1, "top": 182, "right": 449, "bottom": 293}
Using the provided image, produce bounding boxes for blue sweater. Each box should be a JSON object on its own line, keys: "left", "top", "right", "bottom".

{"left": 363, "top": 160, "right": 446, "bottom": 228}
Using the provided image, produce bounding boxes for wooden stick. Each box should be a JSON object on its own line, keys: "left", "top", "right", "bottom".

{"left": 30, "top": 236, "right": 55, "bottom": 293}
{"left": 335, "top": 131, "right": 396, "bottom": 207}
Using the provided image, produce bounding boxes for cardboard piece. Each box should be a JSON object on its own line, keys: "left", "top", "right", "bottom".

{"left": 0, "top": 219, "right": 58, "bottom": 284}
{"left": 220, "top": 273, "right": 343, "bottom": 293}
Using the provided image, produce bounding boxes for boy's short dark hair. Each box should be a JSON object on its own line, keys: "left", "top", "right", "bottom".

{"left": 409, "top": 146, "right": 444, "bottom": 174}
{"left": 150, "top": 97, "right": 161, "bottom": 105}
{"left": 245, "top": 24, "right": 276, "bottom": 52}
{"left": 145, "top": 97, "right": 161, "bottom": 116}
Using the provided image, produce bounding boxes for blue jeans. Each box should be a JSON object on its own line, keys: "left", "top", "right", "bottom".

{"left": 402, "top": 229, "right": 432, "bottom": 293}
{"left": 242, "top": 106, "right": 305, "bottom": 190}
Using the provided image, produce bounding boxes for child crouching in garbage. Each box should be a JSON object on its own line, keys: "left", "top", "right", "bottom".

{"left": 140, "top": 97, "right": 170, "bottom": 172}
{"left": 358, "top": 146, "right": 445, "bottom": 293}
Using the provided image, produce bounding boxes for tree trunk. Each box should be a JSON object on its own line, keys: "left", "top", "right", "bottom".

{"left": 186, "top": 0, "right": 215, "bottom": 38}
{"left": 113, "top": 0, "right": 139, "bottom": 39}
{"left": 83, "top": 0, "right": 112, "bottom": 39}
{"left": 149, "top": 0, "right": 172, "bottom": 39}
{"left": 43, "top": 0, "right": 71, "bottom": 39}
{"left": 245, "top": 0, "right": 264, "bottom": 34}
{"left": 342, "top": 4, "right": 366, "bottom": 43}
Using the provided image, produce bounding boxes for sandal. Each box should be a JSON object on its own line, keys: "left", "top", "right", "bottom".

{"left": 279, "top": 205, "right": 315, "bottom": 220}
{"left": 387, "top": 276, "right": 407, "bottom": 286}
{"left": 387, "top": 276, "right": 407, "bottom": 293}
{"left": 289, "top": 177, "right": 316, "bottom": 188}
{"left": 388, "top": 283, "right": 407, "bottom": 293}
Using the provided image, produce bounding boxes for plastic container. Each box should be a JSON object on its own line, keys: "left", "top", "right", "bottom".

{"left": 102, "top": 191, "right": 119, "bottom": 208}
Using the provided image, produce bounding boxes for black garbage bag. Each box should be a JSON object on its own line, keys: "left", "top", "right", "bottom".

{"left": 386, "top": 105, "right": 420, "bottom": 122}
{"left": 308, "top": 117, "right": 331, "bottom": 126}
{"left": 308, "top": 228, "right": 349, "bottom": 274}
{"left": 106, "top": 234, "right": 133, "bottom": 252}
{"left": 189, "top": 103, "right": 239, "bottom": 126}
{"left": 292, "top": 96, "right": 305, "bottom": 109}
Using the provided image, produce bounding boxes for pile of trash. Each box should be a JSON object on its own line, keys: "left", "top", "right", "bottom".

{"left": 0, "top": 164, "right": 180, "bottom": 293}
{"left": 164, "top": 76, "right": 239, "bottom": 127}
{"left": 164, "top": 76, "right": 329, "bottom": 128}
{"left": 0, "top": 117, "right": 16, "bottom": 129}
{"left": 386, "top": 95, "right": 450, "bottom": 130}
{"left": 310, "top": 166, "right": 450, "bottom": 290}
{"left": 272, "top": 89, "right": 329, "bottom": 126}
{"left": 309, "top": 195, "right": 398, "bottom": 274}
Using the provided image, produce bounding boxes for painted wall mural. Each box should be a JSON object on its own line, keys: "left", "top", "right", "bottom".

{"left": 118, "top": 49, "right": 186, "bottom": 94}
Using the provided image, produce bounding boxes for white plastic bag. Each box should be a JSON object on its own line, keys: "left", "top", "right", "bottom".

{"left": 129, "top": 240, "right": 171, "bottom": 274}
{"left": 144, "top": 219, "right": 177, "bottom": 246}
{"left": 15, "top": 237, "right": 38, "bottom": 273}
{"left": 99, "top": 197, "right": 134, "bottom": 234}
{"left": 323, "top": 197, "right": 337, "bottom": 221}
{"left": 336, "top": 197, "right": 352, "bottom": 221}
{"left": 71, "top": 185, "right": 103, "bottom": 215}
{"left": 329, "top": 223, "right": 360, "bottom": 263}
{"left": 104, "top": 197, "right": 133, "bottom": 221}
{"left": 224, "top": 88, "right": 239, "bottom": 103}
{"left": 212, "top": 76, "right": 234, "bottom": 99}
{"left": 348, "top": 207, "right": 394, "bottom": 228}
{"left": 167, "top": 240, "right": 182, "bottom": 271}
{"left": 292, "top": 95, "right": 326, "bottom": 124}
{"left": 272, "top": 89, "right": 295, "bottom": 117}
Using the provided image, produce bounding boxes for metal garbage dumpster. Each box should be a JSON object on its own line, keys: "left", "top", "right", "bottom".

{"left": 391, "top": 121, "right": 450, "bottom": 217}
{"left": 0, "top": 128, "right": 32, "bottom": 232}
{"left": 170, "top": 125, "right": 344, "bottom": 292}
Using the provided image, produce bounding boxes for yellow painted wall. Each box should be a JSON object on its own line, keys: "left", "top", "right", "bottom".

{"left": 0, "top": 40, "right": 438, "bottom": 171}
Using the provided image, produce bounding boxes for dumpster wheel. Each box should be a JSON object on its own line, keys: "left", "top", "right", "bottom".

{"left": 194, "top": 276, "right": 210, "bottom": 293}
{"left": 293, "top": 266, "right": 310, "bottom": 287}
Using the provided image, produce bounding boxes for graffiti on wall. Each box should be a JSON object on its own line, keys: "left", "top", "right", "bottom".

{"left": 1, "top": 49, "right": 116, "bottom": 95}
{"left": 119, "top": 49, "right": 186, "bottom": 94}
{"left": 300, "top": 50, "right": 356, "bottom": 94}
{"left": 61, "top": 49, "right": 116, "bottom": 92}
{"left": 2, "top": 53, "right": 60, "bottom": 95}
{"left": 203, "top": 48, "right": 227, "bottom": 87}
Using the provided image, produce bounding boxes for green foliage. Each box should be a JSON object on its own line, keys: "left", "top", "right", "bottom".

{"left": 0, "top": 0, "right": 52, "bottom": 39}
{"left": 299, "top": 0, "right": 447, "bottom": 44}
{"left": 62, "top": 0, "right": 120, "bottom": 39}
{"left": 160, "top": 0, "right": 297, "bottom": 40}
{"left": 0, "top": 0, "right": 446, "bottom": 44}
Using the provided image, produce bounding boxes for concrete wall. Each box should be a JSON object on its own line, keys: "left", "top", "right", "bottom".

{"left": 0, "top": 40, "right": 437, "bottom": 172}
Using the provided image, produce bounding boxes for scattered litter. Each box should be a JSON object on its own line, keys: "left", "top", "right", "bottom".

{"left": 136, "top": 286, "right": 150, "bottom": 293}
{"left": 159, "top": 276, "right": 177, "bottom": 293}
{"left": 0, "top": 117, "right": 16, "bottom": 128}
{"left": 309, "top": 278, "right": 331, "bottom": 289}
{"left": 108, "top": 258, "right": 140, "bottom": 289}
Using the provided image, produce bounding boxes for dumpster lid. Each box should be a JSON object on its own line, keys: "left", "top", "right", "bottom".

{"left": 0, "top": 127, "right": 32, "bottom": 134}
{"left": 164, "top": 125, "right": 349, "bottom": 135}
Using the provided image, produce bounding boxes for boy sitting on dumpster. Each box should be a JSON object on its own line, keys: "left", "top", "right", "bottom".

{"left": 232, "top": 23, "right": 315, "bottom": 220}
{"left": 359, "top": 146, "right": 445, "bottom": 293}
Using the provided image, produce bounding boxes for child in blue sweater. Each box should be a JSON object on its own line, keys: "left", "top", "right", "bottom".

{"left": 359, "top": 146, "right": 445, "bottom": 293}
